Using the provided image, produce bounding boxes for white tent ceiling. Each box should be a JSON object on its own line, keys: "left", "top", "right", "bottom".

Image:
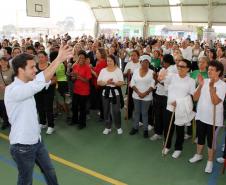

{"left": 82, "top": 0, "right": 226, "bottom": 26}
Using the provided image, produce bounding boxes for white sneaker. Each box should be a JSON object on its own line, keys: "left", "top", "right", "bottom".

{"left": 40, "top": 124, "right": 47, "bottom": 129}
{"left": 216, "top": 157, "right": 225, "bottom": 164}
{"left": 194, "top": 138, "right": 198, "bottom": 144}
{"left": 46, "top": 127, "right": 54, "bottom": 135}
{"left": 172, "top": 150, "right": 182, "bottom": 159}
{"left": 205, "top": 161, "right": 213, "bottom": 173}
{"left": 117, "top": 128, "right": 123, "bottom": 135}
{"left": 138, "top": 122, "right": 143, "bottom": 126}
{"left": 148, "top": 125, "right": 154, "bottom": 131}
{"left": 222, "top": 144, "right": 225, "bottom": 152}
{"left": 150, "top": 134, "right": 162, "bottom": 141}
{"left": 162, "top": 148, "right": 170, "bottom": 155}
{"left": 189, "top": 154, "right": 203, "bottom": 163}
{"left": 103, "top": 128, "right": 111, "bottom": 135}
{"left": 184, "top": 134, "right": 191, "bottom": 140}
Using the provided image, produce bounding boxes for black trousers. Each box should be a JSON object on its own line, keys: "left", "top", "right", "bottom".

{"left": 72, "top": 93, "right": 88, "bottom": 126}
{"left": 97, "top": 88, "right": 104, "bottom": 119}
{"left": 154, "top": 94, "right": 167, "bottom": 135}
{"left": 127, "top": 87, "right": 134, "bottom": 119}
{"left": 35, "top": 93, "right": 54, "bottom": 128}
{"left": 196, "top": 120, "right": 218, "bottom": 149}
{"left": 164, "top": 109, "right": 184, "bottom": 150}
{"left": 0, "top": 100, "right": 9, "bottom": 125}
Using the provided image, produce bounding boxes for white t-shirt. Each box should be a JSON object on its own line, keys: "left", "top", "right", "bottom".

{"left": 97, "top": 67, "right": 124, "bottom": 96}
{"left": 124, "top": 48, "right": 133, "bottom": 63}
{"left": 123, "top": 61, "right": 141, "bottom": 74}
{"left": 166, "top": 74, "right": 195, "bottom": 112}
{"left": 130, "top": 68, "right": 155, "bottom": 101}
{"left": 167, "top": 64, "right": 178, "bottom": 74}
{"left": 180, "top": 46, "right": 192, "bottom": 61}
{"left": 196, "top": 79, "right": 226, "bottom": 127}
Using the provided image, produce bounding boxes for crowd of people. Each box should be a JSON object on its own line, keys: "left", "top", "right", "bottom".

{"left": 0, "top": 33, "right": 226, "bottom": 176}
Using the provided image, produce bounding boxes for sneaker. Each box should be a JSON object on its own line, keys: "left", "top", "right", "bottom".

{"left": 40, "top": 124, "right": 47, "bottom": 129}
{"left": 189, "top": 154, "right": 203, "bottom": 163}
{"left": 172, "top": 150, "right": 182, "bottom": 159}
{"left": 150, "top": 134, "right": 162, "bottom": 141}
{"left": 205, "top": 161, "right": 213, "bottom": 173}
{"left": 86, "top": 115, "right": 91, "bottom": 120}
{"left": 117, "top": 128, "right": 123, "bottom": 135}
{"left": 184, "top": 134, "right": 191, "bottom": 140}
{"left": 194, "top": 138, "right": 198, "bottom": 144}
{"left": 129, "top": 128, "right": 138, "bottom": 135}
{"left": 216, "top": 157, "right": 225, "bottom": 164}
{"left": 103, "top": 128, "right": 111, "bottom": 135}
{"left": 162, "top": 148, "right": 170, "bottom": 155}
{"left": 78, "top": 124, "right": 86, "bottom": 130}
{"left": 148, "top": 125, "right": 154, "bottom": 131}
{"left": 46, "top": 127, "right": 54, "bottom": 135}
{"left": 222, "top": 144, "right": 225, "bottom": 152}
{"left": 143, "top": 130, "right": 149, "bottom": 138}
{"left": 138, "top": 122, "right": 143, "bottom": 126}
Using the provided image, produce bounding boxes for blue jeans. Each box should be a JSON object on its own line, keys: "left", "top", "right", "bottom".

{"left": 10, "top": 141, "right": 59, "bottom": 185}
{"left": 133, "top": 99, "right": 151, "bottom": 131}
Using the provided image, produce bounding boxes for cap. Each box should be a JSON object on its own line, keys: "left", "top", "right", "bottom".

{"left": 139, "top": 55, "right": 151, "bottom": 63}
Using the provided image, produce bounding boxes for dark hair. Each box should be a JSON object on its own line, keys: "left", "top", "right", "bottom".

{"left": 131, "top": 49, "right": 140, "bottom": 57}
{"left": 209, "top": 61, "right": 224, "bottom": 77}
{"left": 97, "top": 48, "right": 107, "bottom": 60}
{"left": 34, "top": 42, "right": 41, "bottom": 49}
{"left": 49, "top": 51, "right": 58, "bottom": 62}
{"left": 12, "top": 53, "right": 34, "bottom": 76}
{"left": 209, "top": 48, "right": 217, "bottom": 60}
{"left": 218, "top": 46, "right": 226, "bottom": 58}
{"left": 12, "top": 47, "right": 22, "bottom": 53}
{"left": 107, "top": 55, "right": 117, "bottom": 65}
{"left": 37, "top": 50, "right": 47, "bottom": 57}
{"left": 78, "top": 50, "right": 87, "bottom": 58}
{"left": 0, "top": 57, "right": 10, "bottom": 69}
{"left": 26, "top": 46, "right": 36, "bottom": 54}
{"left": 180, "top": 59, "right": 192, "bottom": 72}
{"left": 4, "top": 47, "right": 12, "bottom": 55}
{"left": 163, "top": 54, "right": 174, "bottom": 65}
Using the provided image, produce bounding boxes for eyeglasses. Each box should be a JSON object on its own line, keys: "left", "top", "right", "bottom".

{"left": 177, "top": 65, "right": 187, "bottom": 68}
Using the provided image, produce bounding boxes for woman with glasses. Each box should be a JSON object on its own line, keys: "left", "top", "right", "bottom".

{"left": 162, "top": 59, "right": 195, "bottom": 158}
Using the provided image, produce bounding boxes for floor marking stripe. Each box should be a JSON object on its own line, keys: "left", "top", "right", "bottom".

{"left": 0, "top": 154, "right": 46, "bottom": 184}
{"left": 0, "top": 133, "right": 127, "bottom": 185}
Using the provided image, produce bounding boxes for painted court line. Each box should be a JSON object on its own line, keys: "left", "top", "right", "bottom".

{"left": 0, "top": 154, "right": 45, "bottom": 184}
{"left": 0, "top": 133, "right": 127, "bottom": 185}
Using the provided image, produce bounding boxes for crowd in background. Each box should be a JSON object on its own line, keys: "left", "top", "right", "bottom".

{"left": 0, "top": 33, "right": 226, "bottom": 173}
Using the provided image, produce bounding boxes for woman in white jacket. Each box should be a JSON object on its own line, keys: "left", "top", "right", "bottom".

{"left": 189, "top": 61, "right": 226, "bottom": 173}
{"left": 163, "top": 59, "right": 195, "bottom": 158}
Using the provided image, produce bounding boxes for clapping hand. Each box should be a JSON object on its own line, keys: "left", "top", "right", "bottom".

{"left": 197, "top": 74, "right": 204, "bottom": 87}
{"left": 56, "top": 45, "right": 73, "bottom": 62}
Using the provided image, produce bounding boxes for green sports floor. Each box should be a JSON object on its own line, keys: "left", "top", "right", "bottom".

{"left": 0, "top": 111, "right": 225, "bottom": 185}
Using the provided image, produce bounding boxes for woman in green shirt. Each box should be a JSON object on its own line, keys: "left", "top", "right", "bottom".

{"left": 151, "top": 50, "right": 161, "bottom": 72}
{"left": 190, "top": 56, "right": 209, "bottom": 83}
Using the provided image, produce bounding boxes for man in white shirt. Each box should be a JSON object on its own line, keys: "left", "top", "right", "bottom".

{"left": 180, "top": 40, "right": 192, "bottom": 62}
{"left": 4, "top": 45, "right": 72, "bottom": 185}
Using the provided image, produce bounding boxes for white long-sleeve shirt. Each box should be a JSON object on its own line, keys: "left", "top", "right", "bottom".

{"left": 4, "top": 72, "right": 50, "bottom": 145}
